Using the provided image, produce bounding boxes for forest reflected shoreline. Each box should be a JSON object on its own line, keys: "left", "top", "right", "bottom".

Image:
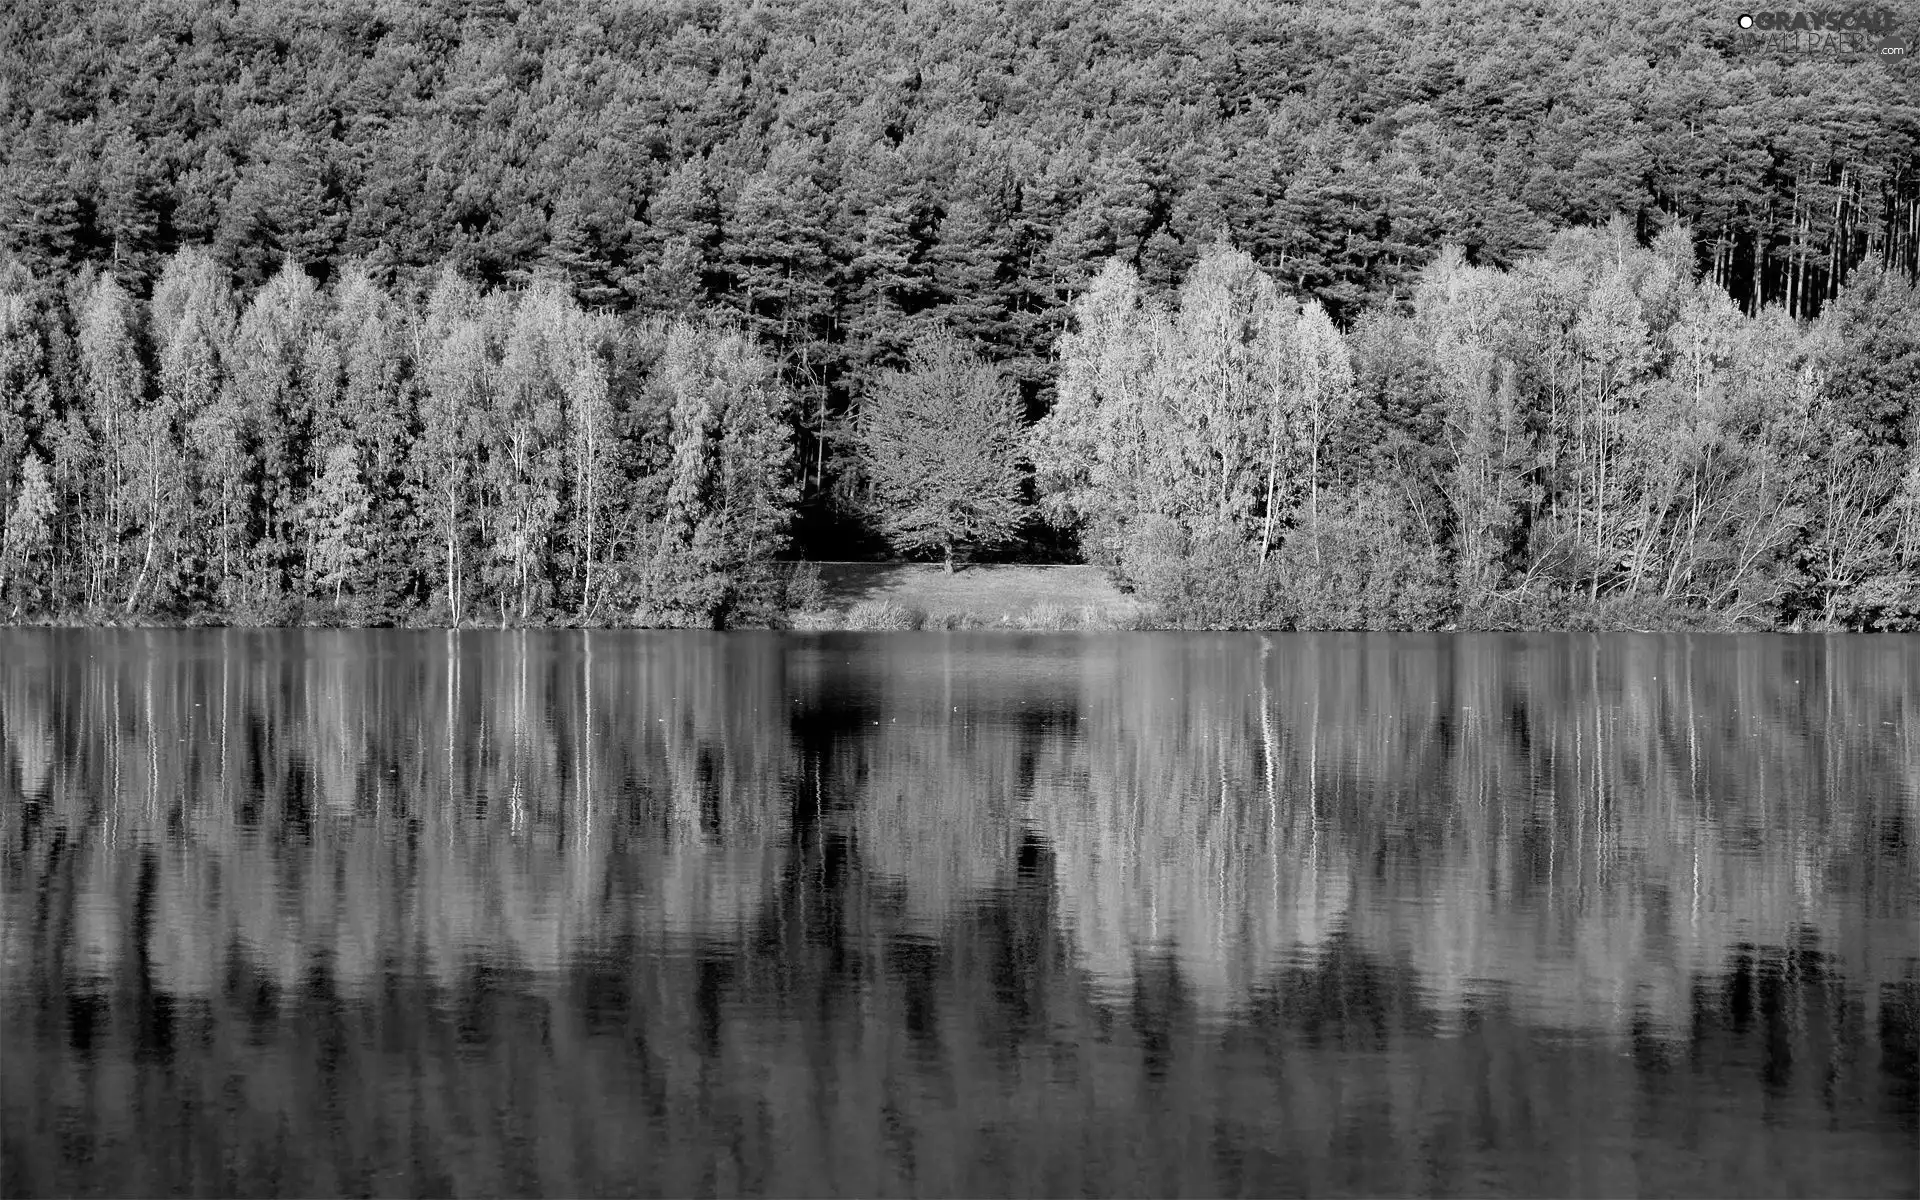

{"left": 3, "top": 630, "right": 1916, "bottom": 1197}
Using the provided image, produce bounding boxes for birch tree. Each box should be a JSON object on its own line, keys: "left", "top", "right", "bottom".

{"left": 651, "top": 319, "right": 797, "bottom": 625}
{"left": 0, "top": 290, "right": 47, "bottom": 566}
{"left": 564, "top": 305, "right": 617, "bottom": 619}
{"left": 1029, "top": 258, "right": 1173, "bottom": 565}
{"left": 1440, "top": 346, "right": 1533, "bottom": 617}
{"left": 222, "top": 260, "right": 322, "bottom": 602}
{"left": 416, "top": 268, "right": 487, "bottom": 624}
{"left": 76, "top": 274, "right": 145, "bottom": 604}
{"left": 0, "top": 450, "right": 54, "bottom": 613}
{"left": 1168, "top": 243, "right": 1284, "bottom": 536}
{"left": 332, "top": 261, "right": 412, "bottom": 610}
{"left": 302, "top": 443, "right": 371, "bottom": 605}
{"left": 1568, "top": 261, "right": 1657, "bottom": 600}
{"left": 489, "top": 281, "right": 568, "bottom": 622}
{"left": 142, "top": 247, "right": 233, "bottom": 611}
{"left": 1406, "top": 249, "right": 1535, "bottom": 618}
{"left": 1275, "top": 297, "right": 1357, "bottom": 561}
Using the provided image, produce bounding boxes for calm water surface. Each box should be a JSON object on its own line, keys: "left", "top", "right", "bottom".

{"left": 2, "top": 631, "right": 1916, "bottom": 1198}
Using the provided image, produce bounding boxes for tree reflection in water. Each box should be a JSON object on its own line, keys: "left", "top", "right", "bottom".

{"left": 2, "top": 630, "right": 1915, "bottom": 1197}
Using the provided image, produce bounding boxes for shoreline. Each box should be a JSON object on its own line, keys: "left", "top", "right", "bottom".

{"left": 0, "top": 562, "right": 1829, "bottom": 634}
{"left": 0, "top": 614, "right": 1846, "bottom": 634}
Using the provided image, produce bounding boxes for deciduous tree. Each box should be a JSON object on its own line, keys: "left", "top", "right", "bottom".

{"left": 857, "top": 329, "right": 1026, "bottom": 572}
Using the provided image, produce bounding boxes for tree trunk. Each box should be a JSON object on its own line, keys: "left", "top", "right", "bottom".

{"left": 579, "top": 431, "right": 595, "bottom": 622}
{"left": 446, "top": 485, "right": 460, "bottom": 628}
{"left": 1260, "top": 460, "right": 1279, "bottom": 564}
{"left": 1309, "top": 437, "right": 1321, "bottom": 567}
{"left": 125, "top": 529, "right": 155, "bottom": 614}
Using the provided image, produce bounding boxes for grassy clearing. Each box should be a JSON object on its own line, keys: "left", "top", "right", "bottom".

{"left": 792, "top": 563, "right": 1159, "bottom": 630}
{"left": 791, "top": 598, "right": 1159, "bottom": 631}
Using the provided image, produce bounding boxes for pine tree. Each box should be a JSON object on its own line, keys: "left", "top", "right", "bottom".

{"left": 1089, "top": 150, "right": 1161, "bottom": 268}
{"left": 94, "top": 124, "right": 164, "bottom": 290}
{"left": 720, "top": 143, "right": 837, "bottom": 352}
{"left": 544, "top": 193, "right": 627, "bottom": 308}
{"left": 636, "top": 158, "right": 722, "bottom": 315}
{"left": 0, "top": 116, "right": 83, "bottom": 275}
{"left": 844, "top": 162, "right": 932, "bottom": 374}
{"left": 929, "top": 191, "right": 1012, "bottom": 347}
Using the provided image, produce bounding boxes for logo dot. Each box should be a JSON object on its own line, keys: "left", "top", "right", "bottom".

{"left": 1738, "top": 13, "right": 1754, "bottom": 27}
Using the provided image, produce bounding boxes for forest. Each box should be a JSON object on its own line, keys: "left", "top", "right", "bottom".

{"left": 1, "top": 0, "right": 1917, "bottom": 629}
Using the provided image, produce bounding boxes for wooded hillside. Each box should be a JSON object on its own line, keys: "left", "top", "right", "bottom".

{"left": 1, "top": 0, "right": 1915, "bottom": 626}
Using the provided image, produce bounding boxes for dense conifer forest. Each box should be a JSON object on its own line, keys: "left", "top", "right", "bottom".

{"left": 0, "top": 0, "right": 1916, "bottom": 628}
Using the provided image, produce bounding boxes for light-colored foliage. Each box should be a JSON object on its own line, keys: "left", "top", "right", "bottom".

{"left": 650, "top": 318, "right": 799, "bottom": 626}
{"left": 1032, "top": 242, "right": 1355, "bottom": 600}
{"left": 302, "top": 443, "right": 371, "bottom": 605}
{"left": 0, "top": 450, "right": 55, "bottom": 609}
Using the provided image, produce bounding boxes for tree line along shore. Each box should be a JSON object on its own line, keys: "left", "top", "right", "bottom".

{"left": 0, "top": 224, "right": 1914, "bottom": 631}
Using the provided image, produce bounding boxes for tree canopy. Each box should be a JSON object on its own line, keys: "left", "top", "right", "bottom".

{"left": 858, "top": 330, "right": 1026, "bottom": 571}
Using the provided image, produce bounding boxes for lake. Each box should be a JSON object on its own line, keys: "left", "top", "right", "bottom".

{"left": 2, "top": 631, "right": 1916, "bottom": 1198}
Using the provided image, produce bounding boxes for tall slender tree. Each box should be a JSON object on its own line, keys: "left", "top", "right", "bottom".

{"left": 142, "top": 247, "right": 235, "bottom": 612}
{"left": 415, "top": 269, "right": 489, "bottom": 625}
{"left": 652, "top": 319, "right": 798, "bottom": 625}
{"left": 75, "top": 275, "right": 146, "bottom": 606}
